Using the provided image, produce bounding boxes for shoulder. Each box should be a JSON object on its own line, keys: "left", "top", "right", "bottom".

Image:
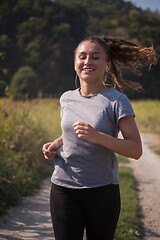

{"left": 107, "top": 89, "right": 135, "bottom": 121}
{"left": 104, "top": 88, "right": 133, "bottom": 113}
{"left": 60, "top": 89, "right": 78, "bottom": 99}
{"left": 112, "top": 89, "right": 132, "bottom": 107}
{"left": 60, "top": 89, "right": 78, "bottom": 103}
{"left": 104, "top": 88, "right": 129, "bottom": 102}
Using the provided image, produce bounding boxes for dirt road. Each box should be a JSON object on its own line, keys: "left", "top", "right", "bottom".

{"left": 0, "top": 178, "right": 55, "bottom": 240}
{"left": 129, "top": 133, "right": 160, "bottom": 240}
{"left": 0, "top": 133, "right": 160, "bottom": 240}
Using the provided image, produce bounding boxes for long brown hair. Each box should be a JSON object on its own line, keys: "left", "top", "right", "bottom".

{"left": 75, "top": 36, "right": 158, "bottom": 90}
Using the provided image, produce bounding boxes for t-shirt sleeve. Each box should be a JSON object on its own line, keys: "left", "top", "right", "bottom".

{"left": 59, "top": 91, "right": 67, "bottom": 119}
{"left": 59, "top": 90, "right": 71, "bottom": 119}
{"left": 60, "top": 107, "right": 63, "bottom": 118}
{"left": 60, "top": 93, "right": 64, "bottom": 119}
{"left": 115, "top": 94, "right": 135, "bottom": 125}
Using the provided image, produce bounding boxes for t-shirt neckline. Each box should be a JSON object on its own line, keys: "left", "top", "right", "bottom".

{"left": 76, "top": 87, "right": 112, "bottom": 99}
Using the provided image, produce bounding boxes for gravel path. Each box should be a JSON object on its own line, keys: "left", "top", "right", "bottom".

{"left": 0, "top": 178, "right": 55, "bottom": 240}
{"left": 129, "top": 133, "right": 160, "bottom": 240}
{"left": 0, "top": 133, "right": 160, "bottom": 240}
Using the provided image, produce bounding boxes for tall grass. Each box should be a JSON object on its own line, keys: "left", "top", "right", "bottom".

{"left": 0, "top": 98, "right": 61, "bottom": 214}
{"left": 115, "top": 165, "right": 143, "bottom": 240}
{"left": 132, "top": 100, "right": 160, "bottom": 134}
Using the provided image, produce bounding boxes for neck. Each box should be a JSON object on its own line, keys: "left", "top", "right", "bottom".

{"left": 80, "top": 82, "right": 107, "bottom": 97}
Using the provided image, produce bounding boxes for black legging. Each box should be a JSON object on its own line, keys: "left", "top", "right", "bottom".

{"left": 50, "top": 183, "right": 121, "bottom": 240}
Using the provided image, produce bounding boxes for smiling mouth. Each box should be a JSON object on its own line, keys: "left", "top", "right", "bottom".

{"left": 82, "top": 68, "right": 95, "bottom": 72}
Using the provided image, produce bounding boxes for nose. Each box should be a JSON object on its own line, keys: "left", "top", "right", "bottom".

{"left": 84, "top": 55, "right": 92, "bottom": 65}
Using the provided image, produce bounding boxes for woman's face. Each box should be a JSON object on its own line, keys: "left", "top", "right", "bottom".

{"left": 74, "top": 41, "right": 109, "bottom": 85}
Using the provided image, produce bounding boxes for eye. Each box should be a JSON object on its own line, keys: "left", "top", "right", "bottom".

{"left": 92, "top": 54, "right": 100, "bottom": 60}
{"left": 78, "top": 53, "right": 86, "bottom": 60}
{"left": 92, "top": 56, "right": 100, "bottom": 60}
{"left": 79, "top": 55, "right": 86, "bottom": 60}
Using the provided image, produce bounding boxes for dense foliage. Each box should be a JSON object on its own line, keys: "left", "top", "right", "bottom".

{"left": 0, "top": 0, "right": 160, "bottom": 98}
{"left": 0, "top": 98, "right": 61, "bottom": 214}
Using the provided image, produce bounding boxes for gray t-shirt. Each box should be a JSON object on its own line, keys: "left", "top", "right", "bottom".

{"left": 51, "top": 88, "right": 135, "bottom": 189}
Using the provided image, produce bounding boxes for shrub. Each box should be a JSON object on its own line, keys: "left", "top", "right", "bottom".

{"left": 9, "top": 66, "right": 39, "bottom": 99}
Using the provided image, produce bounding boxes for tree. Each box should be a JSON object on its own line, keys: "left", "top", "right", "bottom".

{"left": 9, "top": 66, "right": 39, "bottom": 99}
{"left": 0, "top": 0, "right": 159, "bottom": 98}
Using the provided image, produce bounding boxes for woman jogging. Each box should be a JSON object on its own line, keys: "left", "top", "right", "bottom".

{"left": 42, "top": 35, "right": 157, "bottom": 240}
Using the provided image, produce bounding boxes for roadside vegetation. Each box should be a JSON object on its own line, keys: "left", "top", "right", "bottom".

{"left": 0, "top": 98, "right": 159, "bottom": 239}
{"left": 115, "top": 164, "right": 143, "bottom": 239}
{"left": 132, "top": 100, "right": 160, "bottom": 155}
{"left": 0, "top": 98, "right": 61, "bottom": 214}
{"left": 132, "top": 100, "right": 160, "bottom": 134}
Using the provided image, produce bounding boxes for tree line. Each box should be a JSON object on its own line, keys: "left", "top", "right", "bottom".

{"left": 0, "top": 0, "right": 160, "bottom": 99}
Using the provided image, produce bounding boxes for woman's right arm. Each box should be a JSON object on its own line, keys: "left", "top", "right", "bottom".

{"left": 42, "top": 135, "right": 63, "bottom": 160}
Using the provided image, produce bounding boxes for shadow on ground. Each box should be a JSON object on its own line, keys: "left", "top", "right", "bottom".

{"left": 0, "top": 178, "right": 55, "bottom": 240}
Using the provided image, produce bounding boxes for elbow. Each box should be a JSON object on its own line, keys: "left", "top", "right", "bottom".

{"left": 133, "top": 146, "right": 143, "bottom": 160}
{"left": 129, "top": 142, "right": 143, "bottom": 160}
{"left": 134, "top": 154, "right": 142, "bottom": 160}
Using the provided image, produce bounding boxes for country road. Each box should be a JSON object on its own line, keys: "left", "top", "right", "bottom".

{"left": 0, "top": 133, "right": 160, "bottom": 240}
{"left": 129, "top": 133, "right": 160, "bottom": 240}
{"left": 0, "top": 178, "right": 55, "bottom": 240}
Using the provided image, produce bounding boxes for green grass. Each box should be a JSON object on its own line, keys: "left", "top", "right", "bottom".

{"left": 0, "top": 98, "right": 61, "bottom": 214}
{"left": 117, "top": 154, "right": 129, "bottom": 164}
{"left": 115, "top": 165, "right": 143, "bottom": 240}
{"left": 132, "top": 100, "right": 160, "bottom": 154}
{"left": 131, "top": 100, "right": 160, "bottom": 135}
{"left": 155, "top": 149, "right": 160, "bottom": 155}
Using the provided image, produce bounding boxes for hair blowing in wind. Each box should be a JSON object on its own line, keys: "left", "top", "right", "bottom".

{"left": 80, "top": 35, "right": 158, "bottom": 90}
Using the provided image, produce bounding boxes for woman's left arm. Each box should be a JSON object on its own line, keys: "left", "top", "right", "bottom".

{"left": 116, "top": 116, "right": 142, "bottom": 159}
{"left": 73, "top": 116, "right": 142, "bottom": 160}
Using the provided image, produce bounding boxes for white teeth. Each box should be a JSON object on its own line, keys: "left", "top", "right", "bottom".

{"left": 83, "top": 68, "right": 93, "bottom": 71}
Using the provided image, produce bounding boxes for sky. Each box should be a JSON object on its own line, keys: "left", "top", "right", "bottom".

{"left": 124, "top": 0, "right": 160, "bottom": 12}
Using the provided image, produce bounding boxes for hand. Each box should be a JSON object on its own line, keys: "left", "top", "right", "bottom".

{"left": 42, "top": 141, "right": 59, "bottom": 160}
{"left": 73, "top": 121, "right": 98, "bottom": 143}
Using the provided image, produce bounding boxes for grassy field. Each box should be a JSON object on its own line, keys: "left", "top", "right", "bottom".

{"left": 115, "top": 164, "right": 143, "bottom": 239}
{"left": 0, "top": 98, "right": 61, "bottom": 213}
{"left": 0, "top": 98, "right": 159, "bottom": 238}
{"left": 132, "top": 100, "right": 160, "bottom": 134}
